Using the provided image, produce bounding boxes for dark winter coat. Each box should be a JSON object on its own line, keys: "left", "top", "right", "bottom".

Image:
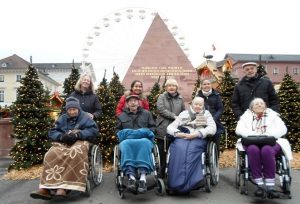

{"left": 198, "top": 89, "right": 224, "bottom": 134}
{"left": 116, "top": 107, "right": 156, "bottom": 134}
{"left": 48, "top": 110, "right": 99, "bottom": 141}
{"left": 156, "top": 92, "right": 185, "bottom": 140}
{"left": 69, "top": 90, "right": 102, "bottom": 119}
{"left": 232, "top": 75, "right": 279, "bottom": 119}
{"left": 198, "top": 89, "right": 223, "bottom": 122}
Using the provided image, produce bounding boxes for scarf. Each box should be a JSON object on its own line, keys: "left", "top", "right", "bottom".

{"left": 201, "top": 89, "right": 212, "bottom": 97}
{"left": 186, "top": 106, "right": 207, "bottom": 128}
{"left": 252, "top": 111, "right": 268, "bottom": 134}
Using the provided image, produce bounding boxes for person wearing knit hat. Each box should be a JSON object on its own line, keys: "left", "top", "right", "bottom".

{"left": 65, "top": 96, "right": 81, "bottom": 111}
{"left": 30, "top": 96, "right": 99, "bottom": 200}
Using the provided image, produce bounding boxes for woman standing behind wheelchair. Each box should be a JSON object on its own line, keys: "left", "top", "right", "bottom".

{"left": 166, "top": 97, "right": 216, "bottom": 193}
{"left": 236, "top": 98, "right": 293, "bottom": 198}
{"left": 197, "top": 79, "right": 224, "bottom": 152}
{"left": 156, "top": 78, "right": 185, "bottom": 178}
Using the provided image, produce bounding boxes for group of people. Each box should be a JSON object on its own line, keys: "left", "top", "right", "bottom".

{"left": 30, "top": 62, "right": 292, "bottom": 200}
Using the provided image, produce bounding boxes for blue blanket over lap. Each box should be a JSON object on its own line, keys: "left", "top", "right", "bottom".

{"left": 117, "top": 128, "right": 154, "bottom": 172}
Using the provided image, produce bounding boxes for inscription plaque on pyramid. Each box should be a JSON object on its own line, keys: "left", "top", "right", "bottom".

{"left": 122, "top": 14, "right": 197, "bottom": 103}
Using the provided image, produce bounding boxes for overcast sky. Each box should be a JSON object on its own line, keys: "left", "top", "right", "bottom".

{"left": 1, "top": 0, "right": 300, "bottom": 82}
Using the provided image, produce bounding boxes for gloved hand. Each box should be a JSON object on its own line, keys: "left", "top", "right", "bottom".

{"left": 60, "top": 133, "right": 77, "bottom": 145}
{"left": 69, "top": 131, "right": 82, "bottom": 140}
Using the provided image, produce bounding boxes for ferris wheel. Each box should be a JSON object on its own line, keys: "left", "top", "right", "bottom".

{"left": 81, "top": 7, "right": 190, "bottom": 81}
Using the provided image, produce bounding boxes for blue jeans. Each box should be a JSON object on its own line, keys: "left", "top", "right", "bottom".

{"left": 125, "top": 165, "right": 148, "bottom": 178}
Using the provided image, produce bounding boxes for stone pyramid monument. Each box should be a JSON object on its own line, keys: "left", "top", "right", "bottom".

{"left": 122, "top": 14, "right": 197, "bottom": 103}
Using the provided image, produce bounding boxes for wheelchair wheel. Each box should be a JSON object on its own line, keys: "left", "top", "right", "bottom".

{"left": 278, "top": 155, "right": 292, "bottom": 198}
{"left": 152, "top": 144, "right": 161, "bottom": 176}
{"left": 283, "top": 178, "right": 291, "bottom": 198}
{"left": 84, "top": 179, "right": 91, "bottom": 197}
{"left": 238, "top": 173, "right": 248, "bottom": 195}
{"left": 113, "top": 145, "right": 119, "bottom": 177}
{"left": 91, "top": 145, "right": 103, "bottom": 185}
{"left": 205, "top": 173, "right": 212, "bottom": 193}
{"left": 155, "top": 178, "right": 166, "bottom": 196}
{"left": 235, "top": 150, "right": 241, "bottom": 188}
{"left": 209, "top": 142, "right": 219, "bottom": 186}
{"left": 205, "top": 166, "right": 212, "bottom": 192}
{"left": 118, "top": 189, "right": 125, "bottom": 199}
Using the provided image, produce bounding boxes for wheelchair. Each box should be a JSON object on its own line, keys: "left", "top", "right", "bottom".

{"left": 113, "top": 143, "right": 166, "bottom": 198}
{"left": 235, "top": 143, "right": 292, "bottom": 199}
{"left": 83, "top": 143, "right": 103, "bottom": 197}
{"left": 165, "top": 136, "right": 219, "bottom": 193}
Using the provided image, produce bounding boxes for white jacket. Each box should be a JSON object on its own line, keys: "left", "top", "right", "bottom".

{"left": 167, "top": 110, "right": 216, "bottom": 138}
{"left": 236, "top": 108, "right": 293, "bottom": 160}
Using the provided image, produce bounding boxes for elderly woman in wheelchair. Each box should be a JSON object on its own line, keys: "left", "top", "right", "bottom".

{"left": 166, "top": 96, "right": 216, "bottom": 193}
{"left": 236, "top": 98, "right": 293, "bottom": 199}
{"left": 30, "top": 97, "right": 100, "bottom": 200}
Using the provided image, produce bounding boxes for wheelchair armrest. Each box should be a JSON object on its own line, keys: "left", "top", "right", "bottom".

{"left": 205, "top": 135, "right": 214, "bottom": 141}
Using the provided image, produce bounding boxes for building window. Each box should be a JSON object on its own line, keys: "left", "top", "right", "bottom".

{"left": 293, "top": 68, "right": 299, "bottom": 75}
{"left": 0, "top": 90, "right": 4, "bottom": 102}
{"left": 0, "top": 75, "right": 4, "bottom": 82}
{"left": 1, "top": 63, "right": 7, "bottom": 67}
{"left": 273, "top": 67, "right": 278, "bottom": 75}
{"left": 16, "top": 75, "right": 22, "bottom": 82}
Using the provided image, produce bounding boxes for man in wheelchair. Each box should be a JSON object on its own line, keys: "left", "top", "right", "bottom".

{"left": 30, "top": 97, "right": 99, "bottom": 200}
{"left": 116, "top": 94, "right": 156, "bottom": 194}
{"left": 236, "top": 98, "right": 293, "bottom": 198}
{"left": 166, "top": 97, "right": 216, "bottom": 193}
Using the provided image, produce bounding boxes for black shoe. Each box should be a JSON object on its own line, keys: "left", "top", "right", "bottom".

{"left": 267, "top": 189, "right": 280, "bottom": 199}
{"left": 254, "top": 186, "right": 266, "bottom": 198}
{"left": 137, "top": 180, "right": 147, "bottom": 194}
{"left": 127, "top": 179, "right": 137, "bottom": 193}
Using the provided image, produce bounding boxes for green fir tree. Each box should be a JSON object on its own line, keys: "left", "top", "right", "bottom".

{"left": 219, "top": 71, "right": 237, "bottom": 150}
{"left": 257, "top": 64, "right": 267, "bottom": 78}
{"left": 63, "top": 60, "right": 80, "bottom": 96}
{"left": 278, "top": 72, "right": 300, "bottom": 152}
{"left": 9, "top": 64, "right": 54, "bottom": 170}
{"left": 192, "top": 75, "right": 201, "bottom": 99}
{"left": 60, "top": 61, "right": 80, "bottom": 114}
{"left": 109, "top": 68, "right": 125, "bottom": 103}
{"left": 96, "top": 71, "right": 117, "bottom": 166}
{"left": 147, "top": 76, "right": 161, "bottom": 120}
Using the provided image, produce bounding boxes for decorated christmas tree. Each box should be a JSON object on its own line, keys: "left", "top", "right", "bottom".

{"left": 63, "top": 60, "right": 80, "bottom": 96}
{"left": 60, "top": 61, "right": 80, "bottom": 114}
{"left": 147, "top": 76, "right": 162, "bottom": 120}
{"left": 278, "top": 72, "right": 300, "bottom": 152}
{"left": 96, "top": 71, "right": 117, "bottom": 166}
{"left": 257, "top": 64, "right": 267, "bottom": 78}
{"left": 109, "top": 68, "right": 125, "bottom": 103}
{"left": 219, "top": 71, "right": 237, "bottom": 150}
{"left": 191, "top": 74, "right": 201, "bottom": 99}
{"left": 9, "top": 64, "right": 54, "bottom": 170}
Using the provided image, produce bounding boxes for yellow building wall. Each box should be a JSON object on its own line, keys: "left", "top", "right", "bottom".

{"left": 0, "top": 72, "right": 59, "bottom": 104}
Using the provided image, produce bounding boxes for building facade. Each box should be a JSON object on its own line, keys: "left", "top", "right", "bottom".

{"left": 0, "top": 55, "right": 60, "bottom": 106}
{"left": 225, "top": 53, "right": 300, "bottom": 84}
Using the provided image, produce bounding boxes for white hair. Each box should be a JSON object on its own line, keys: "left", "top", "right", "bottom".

{"left": 192, "top": 96, "right": 204, "bottom": 105}
{"left": 164, "top": 78, "right": 178, "bottom": 87}
{"left": 249, "top": 98, "right": 266, "bottom": 110}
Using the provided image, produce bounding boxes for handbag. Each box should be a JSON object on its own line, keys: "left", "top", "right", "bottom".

{"left": 241, "top": 135, "right": 276, "bottom": 146}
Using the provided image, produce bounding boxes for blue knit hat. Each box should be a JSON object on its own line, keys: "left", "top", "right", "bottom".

{"left": 65, "top": 96, "right": 80, "bottom": 110}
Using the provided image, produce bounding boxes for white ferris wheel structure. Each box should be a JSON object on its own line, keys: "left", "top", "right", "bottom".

{"left": 81, "top": 7, "right": 190, "bottom": 82}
